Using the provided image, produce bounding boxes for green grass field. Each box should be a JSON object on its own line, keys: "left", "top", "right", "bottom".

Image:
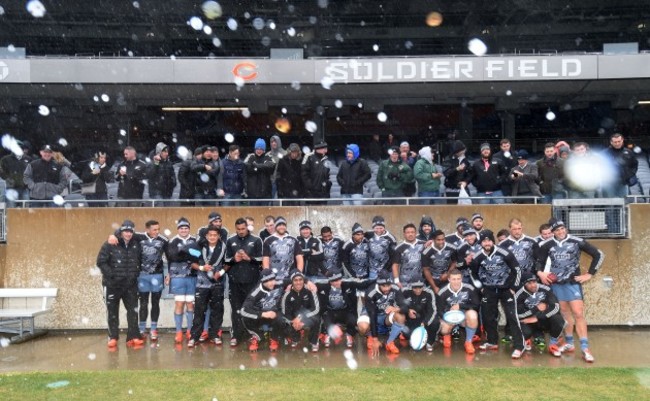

{"left": 1, "top": 367, "right": 649, "bottom": 401}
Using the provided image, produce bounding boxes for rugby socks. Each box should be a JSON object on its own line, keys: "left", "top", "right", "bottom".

{"left": 151, "top": 321, "right": 158, "bottom": 331}
{"left": 465, "top": 327, "right": 476, "bottom": 343}
{"left": 139, "top": 321, "right": 146, "bottom": 333}
{"left": 565, "top": 335, "right": 574, "bottom": 346}
{"left": 579, "top": 338, "right": 589, "bottom": 351}
{"left": 549, "top": 336, "right": 559, "bottom": 346}
{"left": 387, "top": 323, "right": 404, "bottom": 344}
{"left": 174, "top": 314, "right": 183, "bottom": 332}
{"left": 203, "top": 308, "right": 211, "bottom": 331}
{"left": 186, "top": 311, "right": 194, "bottom": 330}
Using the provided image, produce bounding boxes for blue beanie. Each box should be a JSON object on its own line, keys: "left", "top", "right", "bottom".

{"left": 346, "top": 144, "right": 360, "bottom": 162}
{"left": 254, "top": 138, "right": 266, "bottom": 151}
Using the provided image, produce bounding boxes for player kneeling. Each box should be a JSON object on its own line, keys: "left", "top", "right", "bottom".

{"left": 281, "top": 271, "right": 321, "bottom": 352}
{"left": 367, "top": 271, "right": 409, "bottom": 354}
{"left": 437, "top": 269, "right": 480, "bottom": 354}
{"left": 403, "top": 280, "right": 439, "bottom": 352}
{"left": 515, "top": 272, "right": 566, "bottom": 357}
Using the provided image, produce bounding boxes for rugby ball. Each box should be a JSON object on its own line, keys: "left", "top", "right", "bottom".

{"left": 409, "top": 326, "right": 428, "bottom": 351}
{"left": 327, "top": 324, "right": 344, "bottom": 344}
{"left": 443, "top": 310, "right": 466, "bottom": 325}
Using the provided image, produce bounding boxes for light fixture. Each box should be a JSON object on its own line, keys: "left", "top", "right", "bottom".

{"left": 161, "top": 106, "right": 249, "bottom": 111}
{"left": 637, "top": 100, "right": 650, "bottom": 105}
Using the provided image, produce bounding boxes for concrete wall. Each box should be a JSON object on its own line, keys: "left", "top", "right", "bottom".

{"left": 0, "top": 204, "right": 646, "bottom": 330}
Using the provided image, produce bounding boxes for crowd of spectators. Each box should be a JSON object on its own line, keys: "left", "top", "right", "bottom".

{"left": 0, "top": 132, "right": 640, "bottom": 207}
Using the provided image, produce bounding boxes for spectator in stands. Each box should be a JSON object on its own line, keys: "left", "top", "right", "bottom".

{"left": 414, "top": 146, "right": 443, "bottom": 204}
{"left": 510, "top": 150, "right": 542, "bottom": 204}
{"left": 115, "top": 146, "right": 147, "bottom": 207}
{"left": 276, "top": 143, "right": 304, "bottom": 205}
{"left": 23, "top": 144, "right": 68, "bottom": 208}
{"left": 337, "top": 143, "right": 371, "bottom": 206}
{"left": 382, "top": 133, "right": 397, "bottom": 156}
{"left": 442, "top": 140, "right": 470, "bottom": 204}
{"left": 266, "top": 135, "right": 286, "bottom": 200}
{"left": 244, "top": 138, "right": 276, "bottom": 206}
{"left": 376, "top": 147, "right": 414, "bottom": 204}
{"left": 399, "top": 141, "right": 417, "bottom": 197}
{"left": 80, "top": 151, "right": 114, "bottom": 207}
{"left": 177, "top": 148, "right": 202, "bottom": 205}
{"left": 536, "top": 142, "right": 565, "bottom": 203}
{"left": 301, "top": 142, "right": 331, "bottom": 204}
{"left": 493, "top": 138, "right": 517, "bottom": 201}
{"left": 191, "top": 146, "right": 221, "bottom": 206}
{"left": 603, "top": 132, "right": 638, "bottom": 198}
{"left": 368, "top": 134, "right": 382, "bottom": 162}
{"left": 460, "top": 142, "right": 508, "bottom": 205}
{"left": 147, "top": 142, "right": 176, "bottom": 203}
{"left": 0, "top": 140, "right": 32, "bottom": 207}
{"left": 220, "top": 144, "right": 246, "bottom": 206}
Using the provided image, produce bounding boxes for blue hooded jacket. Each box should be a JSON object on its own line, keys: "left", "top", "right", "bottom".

{"left": 337, "top": 144, "right": 371, "bottom": 194}
{"left": 346, "top": 144, "right": 360, "bottom": 163}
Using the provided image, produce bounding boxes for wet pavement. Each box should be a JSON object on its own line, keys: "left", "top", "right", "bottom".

{"left": 1, "top": 328, "right": 649, "bottom": 373}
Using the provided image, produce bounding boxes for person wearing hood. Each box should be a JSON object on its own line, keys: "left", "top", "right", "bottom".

{"left": 376, "top": 146, "right": 414, "bottom": 205}
{"left": 178, "top": 147, "right": 203, "bottom": 206}
{"left": 220, "top": 144, "right": 247, "bottom": 206}
{"left": 417, "top": 215, "right": 436, "bottom": 247}
{"left": 244, "top": 138, "right": 276, "bottom": 206}
{"left": 337, "top": 144, "right": 371, "bottom": 205}
{"left": 266, "top": 135, "right": 287, "bottom": 200}
{"left": 276, "top": 143, "right": 304, "bottom": 205}
{"left": 413, "top": 146, "right": 443, "bottom": 205}
{"left": 442, "top": 140, "right": 471, "bottom": 204}
{"left": 148, "top": 142, "right": 177, "bottom": 203}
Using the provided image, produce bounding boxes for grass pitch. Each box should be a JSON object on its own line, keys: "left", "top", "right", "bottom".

{"left": 1, "top": 367, "right": 649, "bottom": 401}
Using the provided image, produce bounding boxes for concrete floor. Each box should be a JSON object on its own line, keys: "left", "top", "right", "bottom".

{"left": 1, "top": 327, "right": 649, "bottom": 373}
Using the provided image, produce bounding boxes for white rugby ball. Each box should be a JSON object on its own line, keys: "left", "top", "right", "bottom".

{"left": 409, "top": 326, "right": 428, "bottom": 351}
{"left": 443, "top": 310, "right": 466, "bottom": 325}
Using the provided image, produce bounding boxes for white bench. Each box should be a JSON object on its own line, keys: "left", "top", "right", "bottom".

{"left": 0, "top": 288, "right": 58, "bottom": 343}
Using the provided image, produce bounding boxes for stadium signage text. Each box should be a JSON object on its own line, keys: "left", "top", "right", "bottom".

{"left": 323, "top": 57, "right": 586, "bottom": 82}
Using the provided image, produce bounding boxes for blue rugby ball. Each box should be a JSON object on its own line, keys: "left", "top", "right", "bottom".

{"left": 409, "top": 326, "right": 428, "bottom": 351}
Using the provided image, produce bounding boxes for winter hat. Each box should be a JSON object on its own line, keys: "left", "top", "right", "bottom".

{"left": 452, "top": 140, "right": 466, "bottom": 154}
{"left": 479, "top": 229, "right": 496, "bottom": 243}
{"left": 346, "top": 144, "right": 360, "bottom": 162}
{"left": 254, "top": 138, "right": 266, "bottom": 151}
{"left": 314, "top": 142, "right": 328, "bottom": 150}
{"left": 516, "top": 149, "right": 529, "bottom": 160}
{"left": 290, "top": 270, "right": 305, "bottom": 281}
{"left": 549, "top": 218, "right": 565, "bottom": 232}
{"left": 275, "top": 216, "right": 287, "bottom": 228}
{"left": 471, "top": 213, "right": 483, "bottom": 223}
{"left": 372, "top": 216, "right": 386, "bottom": 228}
{"left": 177, "top": 217, "right": 190, "bottom": 229}
{"left": 352, "top": 222, "right": 364, "bottom": 234}
{"left": 208, "top": 212, "right": 222, "bottom": 223}
{"left": 480, "top": 142, "right": 491, "bottom": 151}
{"left": 260, "top": 269, "right": 276, "bottom": 283}
{"left": 461, "top": 224, "right": 476, "bottom": 237}
{"left": 419, "top": 216, "right": 434, "bottom": 230}
{"left": 299, "top": 220, "right": 312, "bottom": 230}
{"left": 327, "top": 270, "right": 343, "bottom": 282}
{"left": 270, "top": 135, "right": 282, "bottom": 148}
{"left": 155, "top": 142, "right": 168, "bottom": 154}
{"left": 376, "top": 270, "right": 393, "bottom": 285}
{"left": 521, "top": 271, "right": 538, "bottom": 284}
{"left": 418, "top": 146, "right": 433, "bottom": 163}
{"left": 410, "top": 279, "right": 425, "bottom": 288}
{"left": 288, "top": 143, "right": 301, "bottom": 153}
{"left": 456, "top": 217, "right": 469, "bottom": 228}
{"left": 120, "top": 219, "right": 135, "bottom": 232}
{"left": 41, "top": 144, "right": 53, "bottom": 152}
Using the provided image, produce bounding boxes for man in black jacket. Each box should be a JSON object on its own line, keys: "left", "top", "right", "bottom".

{"left": 96, "top": 220, "right": 144, "bottom": 349}
{"left": 461, "top": 143, "right": 508, "bottom": 205}
{"left": 225, "top": 218, "right": 263, "bottom": 347}
{"left": 0, "top": 140, "right": 32, "bottom": 207}
{"left": 23, "top": 144, "right": 67, "bottom": 208}
{"left": 442, "top": 140, "right": 470, "bottom": 204}
{"left": 244, "top": 138, "right": 276, "bottom": 206}
{"left": 148, "top": 142, "right": 176, "bottom": 203}
{"left": 276, "top": 143, "right": 303, "bottom": 205}
{"left": 337, "top": 144, "right": 371, "bottom": 205}
{"left": 240, "top": 269, "right": 285, "bottom": 352}
{"left": 116, "top": 146, "right": 147, "bottom": 207}
{"left": 301, "top": 142, "right": 331, "bottom": 204}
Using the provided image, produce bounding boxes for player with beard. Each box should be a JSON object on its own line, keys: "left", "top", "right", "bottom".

{"left": 367, "top": 271, "right": 409, "bottom": 355}
{"left": 240, "top": 269, "right": 285, "bottom": 352}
